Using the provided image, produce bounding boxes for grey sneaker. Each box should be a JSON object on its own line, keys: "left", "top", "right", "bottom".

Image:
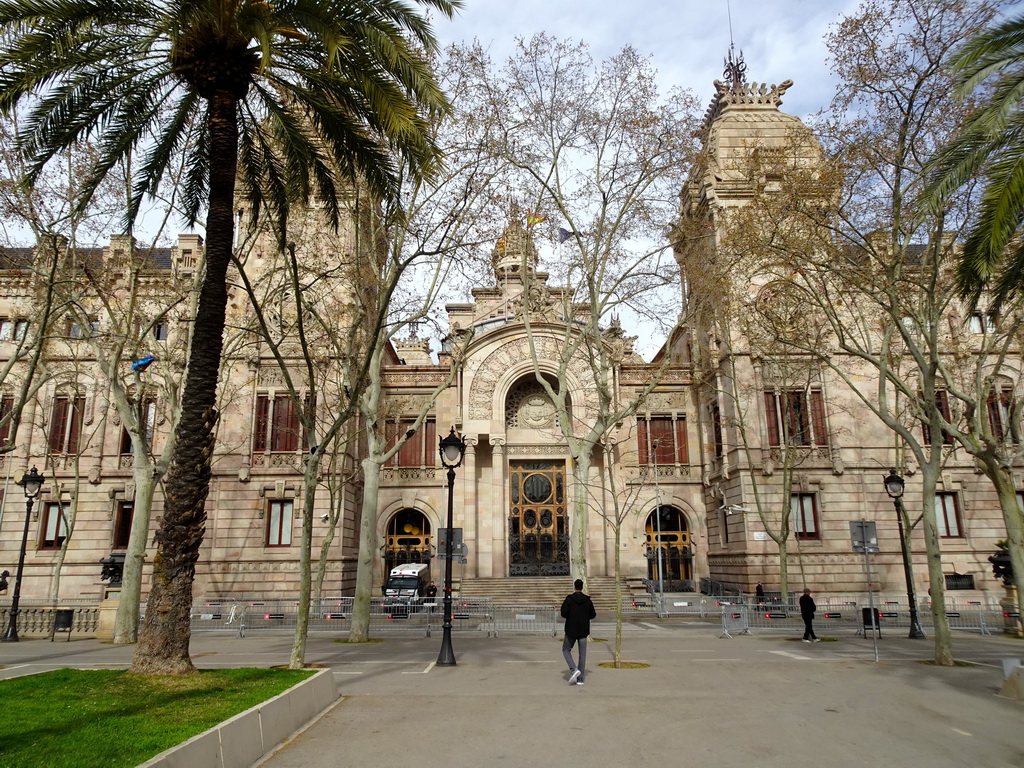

{"left": 802, "top": 639, "right": 811, "bottom": 643}
{"left": 575, "top": 678, "right": 585, "bottom": 685}
{"left": 568, "top": 669, "right": 581, "bottom": 684}
{"left": 813, "top": 638, "right": 821, "bottom": 642}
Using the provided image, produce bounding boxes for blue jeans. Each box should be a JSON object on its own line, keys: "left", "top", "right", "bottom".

{"left": 562, "top": 635, "right": 588, "bottom": 676}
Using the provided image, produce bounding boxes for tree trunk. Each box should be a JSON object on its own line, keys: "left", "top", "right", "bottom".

{"left": 130, "top": 91, "right": 238, "bottom": 675}
{"left": 289, "top": 455, "right": 320, "bottom": 668}
{"left": 778, "top": 538, "right": 790, "bottom": 601}
{"left": 570, "top": 445, "right": 593, "bottom": 582}
{"left": 613, "top": 520, "right": 622, "bottom": 666}
{"left": 919, "top": 462, "right": 954, "bottom": 666}
{"left": 113, "top": 462, "right": 157, "bottom": 643}
{"left": 979, "top": 459, "right": 1024, "bottom": 622}
{"left": 348, "top": 456, "right": 381, "bottom": 642}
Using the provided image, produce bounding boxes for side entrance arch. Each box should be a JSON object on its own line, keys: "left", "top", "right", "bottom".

{"left": 383, "top": 509, "right": 432, "bottom": 572}
{"left": 645, "top": 505, "right": 693, "bottom": 588}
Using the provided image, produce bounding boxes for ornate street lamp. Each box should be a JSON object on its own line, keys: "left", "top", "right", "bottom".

{"left": 884, "top": 470, "right": 925, "bottom": 639}
{"left": 437, "top": 427, "right": 466, "bottom": 666}
{"left": 3, "top": 466, "right": 45, "bottom": 642}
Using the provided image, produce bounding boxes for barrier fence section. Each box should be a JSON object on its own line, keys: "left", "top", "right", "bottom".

{"left": 621, "top": 595, "right": 710, "bottom": 617}
{"left": 705, "top": 593, "right": 1001, "bottom": 636}
{"left": 492, "top": 605, "right": 557, "bottom": 636}
{"left": 720, "top": 606, "right": 750, "bottom": 637}
{"left": 190, "top": 596, "right": 496, "bottom": 637}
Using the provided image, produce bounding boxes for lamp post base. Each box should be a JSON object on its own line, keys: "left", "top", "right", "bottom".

{"left": 437, "top": 627, "right": 456, "bottom": 666}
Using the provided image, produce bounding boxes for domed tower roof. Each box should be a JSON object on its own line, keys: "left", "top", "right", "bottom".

{"left": 492, "top": 216, "right": 538, "bottom": 281}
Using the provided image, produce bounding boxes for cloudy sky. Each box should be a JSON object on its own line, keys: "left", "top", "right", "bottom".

{"left": 434, "top": 0, "right": 867, "bottom": 121}
{"left": 429, "top": 1, "right": 874, "bottom": 354}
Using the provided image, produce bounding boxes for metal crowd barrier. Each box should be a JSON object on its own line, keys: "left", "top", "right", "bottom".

{"left": 492, "top": 605, "right": 557, "bottom": 636}
{"left": 702, "top": 593, "right": 1000, "bottom": 637}
{"left": 720, "top": 606, "right": 751, "bottom": 637}
{"left": 189, "top": 596, "right": 496, "bottom": 638}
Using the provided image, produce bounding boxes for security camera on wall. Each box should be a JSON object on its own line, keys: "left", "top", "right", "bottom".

{"left": 320, "top": 513, "right": 330, "bottom": 523}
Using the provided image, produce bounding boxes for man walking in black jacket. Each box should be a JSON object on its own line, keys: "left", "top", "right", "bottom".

{"left": 560, "top": 578, "right": 596, "bottom": 685}
{"left": 800, "top": 588, "right": 820, "bottom": 642}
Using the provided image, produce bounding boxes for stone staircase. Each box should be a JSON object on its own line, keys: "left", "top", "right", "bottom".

{"left": 456, "top": 576, "right": 640, "bottom": 614}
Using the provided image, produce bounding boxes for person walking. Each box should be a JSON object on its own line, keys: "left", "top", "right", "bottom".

{"left": 560, "top": 578, "right": 596, "bottom": 685}
{"left": 800, "top": 588, "right": 820, "bottom": 642}
{"left": 755, "top": 582, "right": 765, "bottom": 603}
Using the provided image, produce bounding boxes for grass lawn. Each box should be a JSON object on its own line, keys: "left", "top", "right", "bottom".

{"left": 0, "top": 667, "right": 313, "bottom": 768}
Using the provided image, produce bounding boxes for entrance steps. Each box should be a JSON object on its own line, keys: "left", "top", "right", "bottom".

{"left": 457, "top": 576, "right": 631, "bottom": 614}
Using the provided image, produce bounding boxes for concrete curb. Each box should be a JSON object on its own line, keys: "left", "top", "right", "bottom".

{"left": 137, "top": 668, "right": 339, "bottom": 768}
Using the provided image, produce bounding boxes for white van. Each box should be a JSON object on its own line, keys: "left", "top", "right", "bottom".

{"left": 382, "top": 563, "right": 431, "bottom": 605}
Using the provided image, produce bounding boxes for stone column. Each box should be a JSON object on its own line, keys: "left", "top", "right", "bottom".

{"left": 488, "top": 437, "right": 507, "bottom": 578}
{"left": 461, "top": 437, "right": 478, "bottom": 578}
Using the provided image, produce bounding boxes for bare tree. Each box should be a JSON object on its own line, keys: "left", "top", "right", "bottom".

{"left": 453, "top": 35, "right": 701, "bottom": 582}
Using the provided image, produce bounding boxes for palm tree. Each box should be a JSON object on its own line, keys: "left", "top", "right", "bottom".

{"left": 0, "top": 0, "right": 458, "bottom": 674}
{"left": 926, "top": 11, "right": 1024, "bottom": 311}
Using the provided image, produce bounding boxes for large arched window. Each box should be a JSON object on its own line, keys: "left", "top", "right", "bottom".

{"left": 644, "top": 506, "right": 692, "bottom": 587}
{"left": 383, "top": 509, "right": 432, "bottom": 571}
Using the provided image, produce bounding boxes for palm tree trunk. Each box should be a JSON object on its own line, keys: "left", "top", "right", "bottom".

{"left": 131, "top": 92, "right": 239, "bottom": 674}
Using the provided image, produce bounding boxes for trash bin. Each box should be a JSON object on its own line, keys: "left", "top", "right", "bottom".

{"left": 51, "top": 609, "right": 74, "bottom": 642}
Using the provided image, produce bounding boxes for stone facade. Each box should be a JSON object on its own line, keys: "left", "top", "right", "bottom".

{"left": 0, "top": 70, "right": 1014, "bottom": 605}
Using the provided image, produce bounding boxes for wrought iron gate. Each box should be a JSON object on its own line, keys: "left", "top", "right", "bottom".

{"left": 508, "top": 460, "right": 569, "bottom": 576}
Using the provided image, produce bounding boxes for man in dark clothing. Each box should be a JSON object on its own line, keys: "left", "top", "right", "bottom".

{"left": 560, "top": 578, "right": 596, "bottom": 685}
{"left": 799, "top": 588, "right": 819, "bottom": 642}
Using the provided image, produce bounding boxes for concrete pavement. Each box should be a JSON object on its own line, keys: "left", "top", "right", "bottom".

{"left": 1, "top": 619, "right": 1022, "bottom": 768}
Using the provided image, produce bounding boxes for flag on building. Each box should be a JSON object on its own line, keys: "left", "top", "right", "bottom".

{"left": 132, "top": 355, "right": 157, "bottom": 372}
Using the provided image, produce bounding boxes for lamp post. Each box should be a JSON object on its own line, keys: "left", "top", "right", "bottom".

{"left": 437, "top": 427, "right": 466, "bottom": 666}
{"left": 3, "top": 466, "right": 45, "bottom": 643}
{"left": 651, "top": 439, "right": 665, "bottom": 618}
{"left": 883, "top": 470, "right": 925, "bottom": 639}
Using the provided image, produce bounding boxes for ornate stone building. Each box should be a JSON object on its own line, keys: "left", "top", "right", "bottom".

{"left": 0, "top": 69, "right": 1015, "bottom": 606}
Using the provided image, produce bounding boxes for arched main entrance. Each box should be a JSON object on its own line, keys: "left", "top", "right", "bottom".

{"left": 645, "top": 506, "right": 692, "bottom": 588}
{"left": 508, "top": 460, "right": 569, "bottom": 576}
{"left": 383, "top": 509, "right": 432, "bottom": 572}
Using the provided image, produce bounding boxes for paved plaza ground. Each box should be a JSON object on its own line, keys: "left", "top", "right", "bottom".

{"left": 1, "top": 619, "right": 1022, "bottom": 768}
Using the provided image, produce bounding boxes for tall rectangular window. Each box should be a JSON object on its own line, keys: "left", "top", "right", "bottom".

{"left": 710, "top": 401, "right": 723, "bottom": 459}
{"left": 921, "top": 390, "right": 954, "bottom": 445}
{"left": 119, "top": 399, "right": 156, "bottom": 454}
{"left": 385, "top": 418, "right": 437, "bottom": 467}
{"left": 987, "top": 385, "right": 1017, "bottom": 442}
{"left": 114, "top": 501, "right": 134, "bottom": 549}
{"left": 253, "top": 394, "right": 308, "bottom": 452}
{"left": 48, "top": 395, "right": 85, "bottom": 454}
{"left": 0, "top": 396, "right": 13, "bottom": 444}
{"left": 765, "top": 390, "right": 827, "bottom": 447}
{"left": 637, "top": 415, "right": 688, "bottom": 465}
{"left": 266, "top": 500, "right": 293, "bottom": 547}
{"left": 935, "top": 493, "right": 962, "bottom": 538}
{"left": 791, "top": 493, "right": 819, "bottom": 539}
{"left": 67, "top": 317, "right": 99, "bottom": 339}
{"left": 40, "top": 503, "right": 68, "bottom": 550}
{"left": 968, "top": 312, "right": 996, "bottom": 334}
